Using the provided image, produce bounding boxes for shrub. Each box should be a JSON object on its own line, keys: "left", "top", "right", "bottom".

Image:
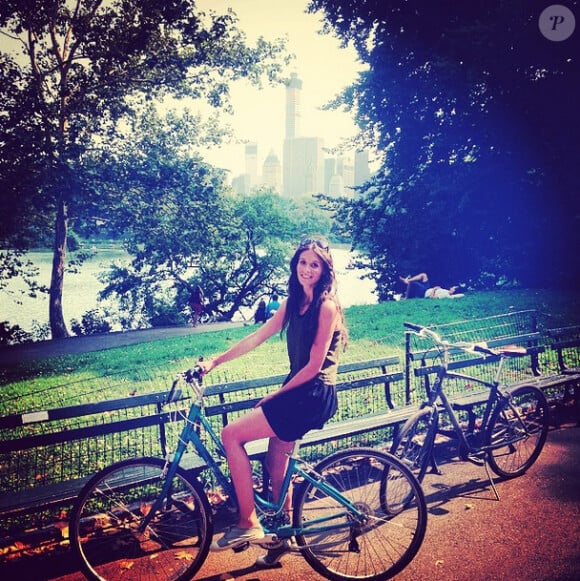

{"left": 71, "top": 309, "right": 112, "bottom": 336}
{"left": 0, "top": 321, "right": 33, "bottom": 345}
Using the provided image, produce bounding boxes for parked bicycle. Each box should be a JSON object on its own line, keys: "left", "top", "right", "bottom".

{"left": 70, "top": 366, "right": 427, "bottom": 581}
{"left": 392, "top": 322, "right": 549, "bottom": 499}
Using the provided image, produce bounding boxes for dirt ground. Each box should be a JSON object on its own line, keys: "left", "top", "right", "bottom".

{"left": 2, "top": 421, "right": 578, "bottom": 581}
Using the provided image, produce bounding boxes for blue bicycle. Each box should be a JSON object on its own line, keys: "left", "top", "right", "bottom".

{"left": 70, "top": 366, "right": 427, "bottom": 581}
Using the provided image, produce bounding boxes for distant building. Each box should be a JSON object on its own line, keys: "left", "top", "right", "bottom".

{"left": 324, "top": 158, "right": 337, "bottom": 195}
{"left": 283, "top": 74, "right": 325, "bottom": 197}
{"left": 262, "top": 149, "right": 282, "bottom": 193}
{"left": 230, "top": 72, "right": 370, "bottom": 199}
{"left": 232, "top": 173, "right": 251, "bottom": 195}
{"left": 328, "top": 174, "right": 344, "bottom": 197}
{"left": 285, "top": 72, "right": 302, "bottom": 139}
{"left": 324, "top": 155, "right": 355, "bottom": 198}
{"left": 354, "top": 149, "right": 371, "bottom": 192}
{"left": 245, "top": 142, "right": 258, "bottom": 189}
{"left": 283, "top": 136, "right": 325, "bottom": 198}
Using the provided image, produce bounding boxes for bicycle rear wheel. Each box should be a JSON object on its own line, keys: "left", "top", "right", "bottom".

{"left": 487, "top": 385, "right": 549, "bottom": 478}
{"left": 390, "top": 406, "right": 438, "bottom": 483}
{"left": 70, "top": 457, "right": 212, "bottom": 581}
{"left": 294, "top": 448, "right": 427, "bottom": 581}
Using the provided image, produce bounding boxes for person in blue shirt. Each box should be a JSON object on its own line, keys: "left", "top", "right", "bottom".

{"left": 265, "top": 294, "right": 281, "bottom": 319}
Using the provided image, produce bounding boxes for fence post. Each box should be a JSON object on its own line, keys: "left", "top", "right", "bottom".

{"left": 404, "top": 331, "right": 412, "bottom": 405}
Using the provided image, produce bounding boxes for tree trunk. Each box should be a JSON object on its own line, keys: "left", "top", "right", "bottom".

{"left": 49, "top": 196, "right": 70, "bottom": 339}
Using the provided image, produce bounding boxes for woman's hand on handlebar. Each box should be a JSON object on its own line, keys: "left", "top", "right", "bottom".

{"left": 197, "top": 359, "right": 217, "bottom": 376}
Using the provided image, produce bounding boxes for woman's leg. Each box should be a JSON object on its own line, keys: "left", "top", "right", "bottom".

{"left": 265, "top": 437, "right": 295, "bottom": 514}
{"left": 221, "top": 407, "right": 277, "bottom": 528}
{"left": 400, "top": 273, "right": 429, "bottom": 298}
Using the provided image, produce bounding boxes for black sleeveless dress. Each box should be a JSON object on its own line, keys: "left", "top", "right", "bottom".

{"left": 261, "top": 304, "right": 340, "bottom": 442}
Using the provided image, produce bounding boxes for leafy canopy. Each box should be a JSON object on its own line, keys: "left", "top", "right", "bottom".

{"left": 310, "top": 0, "right": 579, "bottom": 297}
{"left": 0, "top": 0, "right": 289, "bottom": 336}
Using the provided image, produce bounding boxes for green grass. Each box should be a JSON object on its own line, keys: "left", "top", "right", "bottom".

{"left": 2, "top": 288, "right": 579, "bottom": 416}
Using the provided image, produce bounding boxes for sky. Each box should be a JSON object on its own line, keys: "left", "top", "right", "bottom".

{"left": 195, "top": 0, "right": 364, "bottom": 178}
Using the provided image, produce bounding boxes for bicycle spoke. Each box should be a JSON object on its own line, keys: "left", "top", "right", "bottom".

{"left": 70, "top": 458, "right": 212, "bottom": 581}
{"left": 294, "top": 448, "right": 426, "bottom": 581}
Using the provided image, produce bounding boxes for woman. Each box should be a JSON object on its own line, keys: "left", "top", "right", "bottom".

{"left": 199, "top": 236, "right": 347, "bottom": 559}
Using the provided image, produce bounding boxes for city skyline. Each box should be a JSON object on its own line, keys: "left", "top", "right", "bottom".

{"left": 196, "top": 0, "right": 365, "bottom": 178}
{"left": 231, "top": 73, "right": 371, "bottom": 198}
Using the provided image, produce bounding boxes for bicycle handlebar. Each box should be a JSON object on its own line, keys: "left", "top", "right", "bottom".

{"left": 404, "top": 322, "right": 527, "bottom": 358}
{"left": 164, "top": 365, "right": 204, "bottom": 405}
{"left": 184, "top": 365, "right": 204, "bottom": 384}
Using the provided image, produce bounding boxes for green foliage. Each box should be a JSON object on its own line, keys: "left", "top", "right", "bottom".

{"left": 70, "top": 309, "right": 113, "bottom": 336}
{"left": 0, "top": 321, "right": 33, "bottom": 346}
{"left": 0, "top": 0, "right": 289, "bottom": 337}
{"left": 147, "top": 296, "right": 188, "bottom": 328}
{"left": 310, "top": 0, "right": 580, "bottom": 295}
{"left": 96, "top": 117, "right": 298, "bottom": 324}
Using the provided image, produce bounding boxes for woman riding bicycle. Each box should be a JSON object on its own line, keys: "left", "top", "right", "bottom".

{"left": 199, "top": 235, "right": 347, "bottom": 564}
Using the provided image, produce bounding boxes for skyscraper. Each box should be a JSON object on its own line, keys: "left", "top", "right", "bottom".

{"left": 231, "top": 72, "right": 370, "bottom": 198}
{"left": 245, "top": 142, "right": 258, "bottom": 189}
{"left": 285, "top": 72, "right": 302, "bottom": 139}
{"left": 283, "top": 73, "right": 324, "bottom": 197}
{"left": 262, "top": 149, "right": 282, "bottom": 193}
{"left": 283, "top": 136, "right": 325, "bottom": 197}
{"left": 354, "top": 150, "right": 371, "bottom": 192}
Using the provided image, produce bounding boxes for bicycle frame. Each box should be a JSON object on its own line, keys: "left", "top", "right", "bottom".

{"left": 427, "top": 360, "right": 508, "bottom": 454}
{"left": 140, "top": 376, "right": 368, "bottom": 537}
{"left": 71, "top": 369, "right": 429, "bottom": 581}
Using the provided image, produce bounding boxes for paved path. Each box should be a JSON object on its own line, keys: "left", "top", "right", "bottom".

{"left": 0, "top": 322, "right": 244, "bottom": 366}
{"left": 1, "top": 325, "right": 579, "bottom": 580}
{"left": 1, "top": 424, "right": 578, "bottom": 581}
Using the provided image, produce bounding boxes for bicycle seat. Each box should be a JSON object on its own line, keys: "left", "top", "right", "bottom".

{"left": 495, "top": 345, "right": 528, "bottom": 357}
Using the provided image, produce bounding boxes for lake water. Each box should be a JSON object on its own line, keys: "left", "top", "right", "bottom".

{"left": 0, "top": 248, "right": 377, "bottom": 332}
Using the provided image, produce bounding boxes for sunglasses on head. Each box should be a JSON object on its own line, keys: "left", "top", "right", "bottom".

{"left": 299, "top": 236, "right": 330, "bottom": 251}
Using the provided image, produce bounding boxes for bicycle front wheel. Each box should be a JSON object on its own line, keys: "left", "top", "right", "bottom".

{"left": 294, "top": 448, "right": 427, "bottom": 581}
{"left": 70, "top": 457, "right": 213, "bottom": 581}
{"left": 487, "top": 385, "right": 549, "bottom": 478}
{"left": 390, "top": 406, "right": 438, "bottom": 483}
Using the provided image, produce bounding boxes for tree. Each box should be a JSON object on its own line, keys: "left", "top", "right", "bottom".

{"left": 94, "top": 107, "right": 297, "bottom": 326}
{"left": 0, "top": 0, "right": 287, "bottom": 337}
{"left": 310, "top": 0, "right": 580, "bottom": 296}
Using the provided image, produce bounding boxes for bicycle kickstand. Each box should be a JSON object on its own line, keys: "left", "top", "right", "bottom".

{"left": 428, "top": 450, "right": 442, "bottom": 475}
{"left": 483, "top": 459, "right": 501, "bottom": 501}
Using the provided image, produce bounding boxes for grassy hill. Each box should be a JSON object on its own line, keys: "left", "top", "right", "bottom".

{"left": 2, "top": 288, "right": 579, "bottom": 415}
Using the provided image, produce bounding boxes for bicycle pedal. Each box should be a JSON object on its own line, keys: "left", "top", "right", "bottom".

{"left": 467, "top": 452, "right": 486, "bottom": 465}
{"left": 233, "top": 541, "right": 250, "bottom": 553}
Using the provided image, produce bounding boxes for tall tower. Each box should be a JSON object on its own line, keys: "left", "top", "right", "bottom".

{"left": 354, "top": 150, "right": 371, "bottom": 191}
{"left": 285, "top": 72, "right": 302, "bottom": 139}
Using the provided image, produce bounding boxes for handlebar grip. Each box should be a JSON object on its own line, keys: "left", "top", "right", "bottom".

{"left": 184, "top": 365, "right": 204, "bottom": 384}
{"left": 404, "top": 322, "right": 423, "bottom": 332}
{"left": 472, "top": 343, "right": 499, "bottom": 357}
